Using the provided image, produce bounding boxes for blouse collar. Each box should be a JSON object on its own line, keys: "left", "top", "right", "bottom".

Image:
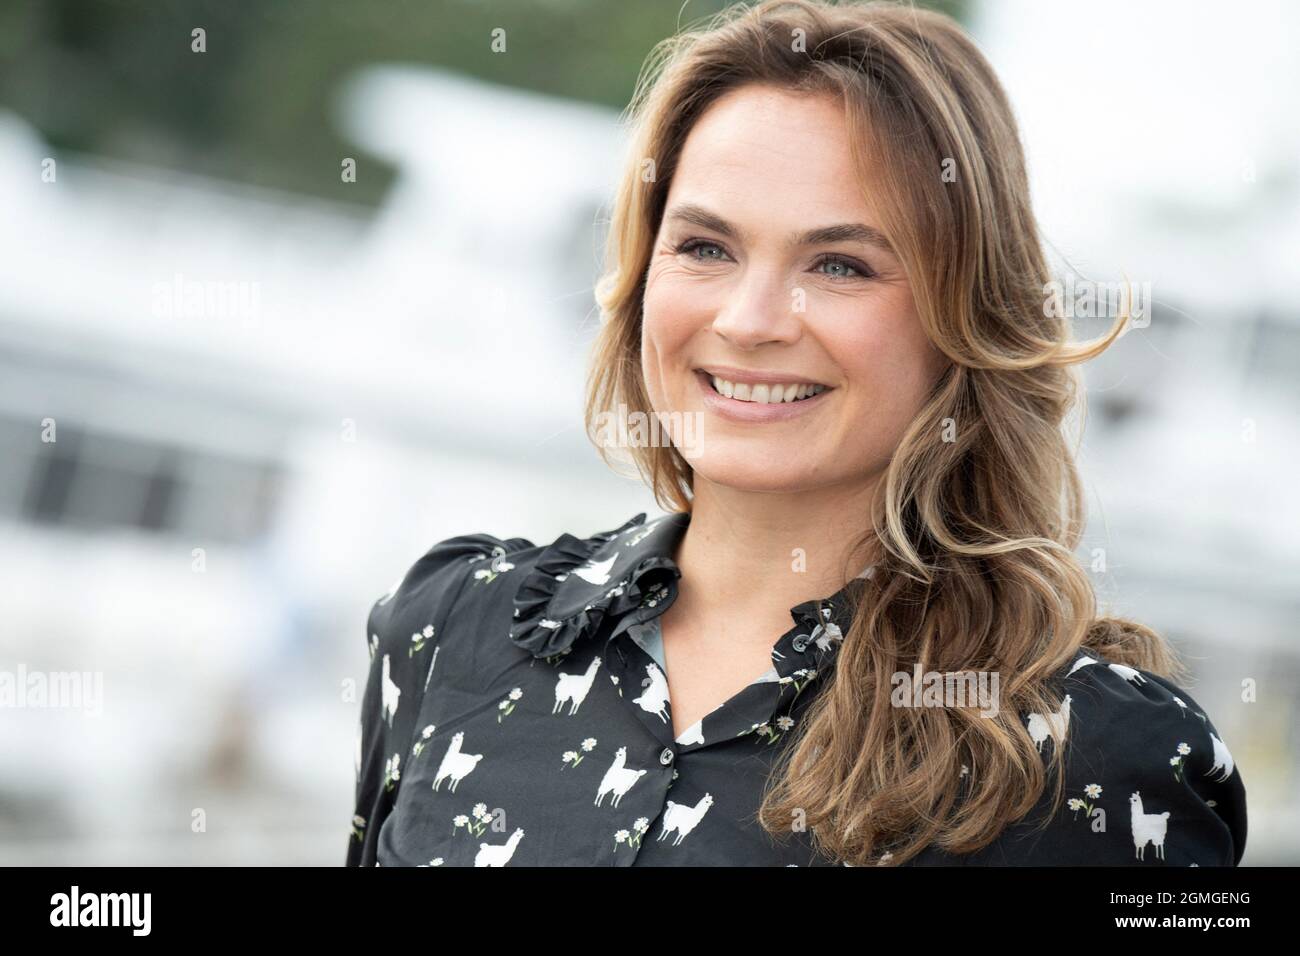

{"left": 508, "top": 510, "right": 871, "bottom": 661}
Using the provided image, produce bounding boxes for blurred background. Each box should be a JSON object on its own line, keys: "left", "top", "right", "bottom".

{"left": 0, "top": 0, "right": 1295, "bottom": 865}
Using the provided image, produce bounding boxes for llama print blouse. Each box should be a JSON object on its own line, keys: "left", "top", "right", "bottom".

{"left": 346, "top": 510, "right": 1247, "bottom": 867}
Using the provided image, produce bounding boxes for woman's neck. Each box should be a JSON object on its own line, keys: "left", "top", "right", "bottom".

{"left": 669, "top": 477, "right": 879, "bottom": 629}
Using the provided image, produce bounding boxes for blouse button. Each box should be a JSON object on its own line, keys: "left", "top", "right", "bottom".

{"left": 659, "top": 747, "right": 674, "bottom": 766}
{"left": 792, "top": 634, "right": 810, "bottom": 652}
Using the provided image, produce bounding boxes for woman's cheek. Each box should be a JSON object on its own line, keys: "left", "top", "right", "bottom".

{"left": 647, "top": 269, "right": 708, "bottom": 328}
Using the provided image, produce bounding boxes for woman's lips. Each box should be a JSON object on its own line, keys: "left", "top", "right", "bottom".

{"left": 694, "top": 369, "right": 833, "bottom": 423}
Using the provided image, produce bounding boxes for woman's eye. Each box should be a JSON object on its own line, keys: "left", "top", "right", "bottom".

{"left": 676, "top": 238, "right": 728, "bottom": 262}
{"left": 814, "top": 255, "right": 872, "bottom": 281}
{"left": 673, "top": 240, "right": 872, "bottom": 281}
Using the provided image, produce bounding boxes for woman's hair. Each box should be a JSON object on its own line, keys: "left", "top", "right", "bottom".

{"left": 584, "top": 0, "right": 1183, "bottom": 866}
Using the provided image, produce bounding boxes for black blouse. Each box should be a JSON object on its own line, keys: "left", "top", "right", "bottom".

{"left": 346, "top": 511, "right": 1247, "bottom": 866}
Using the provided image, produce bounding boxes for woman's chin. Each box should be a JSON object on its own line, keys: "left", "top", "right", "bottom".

{"left": 683, "top": 455, "right": 820, "bottom": 493}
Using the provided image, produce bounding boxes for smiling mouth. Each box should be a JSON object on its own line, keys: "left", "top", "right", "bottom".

{"left": 696, "top": 370, "right": 830, "bottom": 404}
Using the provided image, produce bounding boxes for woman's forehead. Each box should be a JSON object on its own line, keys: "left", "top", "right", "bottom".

{"left": 666, "top": 85, "right": 881, "bottom": 220}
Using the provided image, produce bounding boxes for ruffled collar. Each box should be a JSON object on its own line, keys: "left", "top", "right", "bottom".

{"left": 508, "top": 510, "right": 871, "bottom": 660}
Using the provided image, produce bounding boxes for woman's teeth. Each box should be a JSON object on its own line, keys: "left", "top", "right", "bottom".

{"left": 710, "top": 376, "right": 827, "bottom": 404}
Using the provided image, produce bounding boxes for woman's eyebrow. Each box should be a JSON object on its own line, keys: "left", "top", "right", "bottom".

{"left": 664, "top": 202, "right": 893, "bottom": 253}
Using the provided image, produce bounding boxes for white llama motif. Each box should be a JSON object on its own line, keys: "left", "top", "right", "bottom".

{"left": 572, "top": 553, "right": 617, "bottom": 586}
{"left": 475, "top": 828, "right": 525, "bottom": 867}
{"left": 432, "top": 731, "right": 483, "bottom": 792}
{"left": 1207, "top": 732, "right": 1235, "bottom": 782}
{"left": 1067, "top": 653, "right": 1097, "bottom": 676}
{"left": 1130, "top": 790, "right": 1170, "bottom": 861}
{"left": 633, "top": 662, "right": 671, "bottom": 723}
{"left": 553, "top": 657, "right": 602, "bottom": 715}
{"left": 1026, "top": 694, "right": 1071, "bottom": 753}
{"left": 1109, "top": 662, "right": 1148, "bottom": 684}
{"left": 381, "top": 653, "right": 400, "bottom": 726}
{"left": 676, "top": 718, "right": 705, "bottom": 746}
{"left": 595, "top": 746, "right": 648, "bottom": 808}
{"left": 657, "top": 793, "right": 714, "bottom": 846}
{"left": 809, "top": 620, "right": 842, "bottom": 651}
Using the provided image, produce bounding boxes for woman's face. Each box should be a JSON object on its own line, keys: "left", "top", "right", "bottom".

{"left": 642, "top": 83, "right": 948, "bottom": 495}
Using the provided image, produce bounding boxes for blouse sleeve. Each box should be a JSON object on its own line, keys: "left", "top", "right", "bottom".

{"left": 345, "top": 532, "right": 524, "bottom": 867}
{"left": 991, "top": 656, "right": 1248, "bottom": 866}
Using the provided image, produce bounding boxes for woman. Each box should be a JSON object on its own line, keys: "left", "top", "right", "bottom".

{"left": 347, "top": 0, "right": 1246, "bottom": 867}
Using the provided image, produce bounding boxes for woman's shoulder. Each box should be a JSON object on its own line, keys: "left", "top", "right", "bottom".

{"left": 365, "top": 512, "right": 652, "bottom": 656}
{"left": 1052, "top": 650, "right": 1242, "bottom": 789}
{"left": 997, "top": 649, "right": 1248, "bottom": 865}
{"left": 366, "top": 531, "right": 542, "bottom": 646}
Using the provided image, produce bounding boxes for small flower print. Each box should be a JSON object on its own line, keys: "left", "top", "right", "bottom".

{"left": 641, "top": 583, "right": 670, "bottom": 608}
{"left": 383, "top": 753, "right": 401, "bottom": 792}
{"left": 748, "top": 714, "right": 796, "bottom": 745}
{"left": 351, "top": 814, "right": 366, "bottom": 841}
{"left": 498, "top": 687, "right": 523, "bottom": 723}
{"left": 1067, "top": 783, "right": 1103, "bottom": 824}
{"left": 412, "top": 724, "right": 436, "bottom": 757}
{"left": 613, "top": 817, "right": 651, "bottom": 853}
{"left": 785, "top": 668, "right": 818, "bottom": 695}
{"left": 409, "top": 624, "right": 434, "bottom": 657}
{"left": 1171, "top": 743, "right": 1191, "bottom": 782}
{"left": 473, "top": 548, "right": 515, "bottom": 584}
{"left": 453, "top": 803, "right": 495, "bottom": 837}
{"left": 561, "top": 738, "right": 598, "bottom": 769}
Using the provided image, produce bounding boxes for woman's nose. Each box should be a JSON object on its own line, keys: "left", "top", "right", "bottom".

{"left": 708, "top": 265, "right": 803, "bottom": 348}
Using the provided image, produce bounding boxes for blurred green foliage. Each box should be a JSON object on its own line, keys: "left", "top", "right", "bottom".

{"left": 0, "top": 0, "right": 966, "bottom": 206}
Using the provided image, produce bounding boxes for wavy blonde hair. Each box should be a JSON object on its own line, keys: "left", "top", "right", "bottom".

{"left": 584, "top": 0, "right": 1184, "bottom": 866}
